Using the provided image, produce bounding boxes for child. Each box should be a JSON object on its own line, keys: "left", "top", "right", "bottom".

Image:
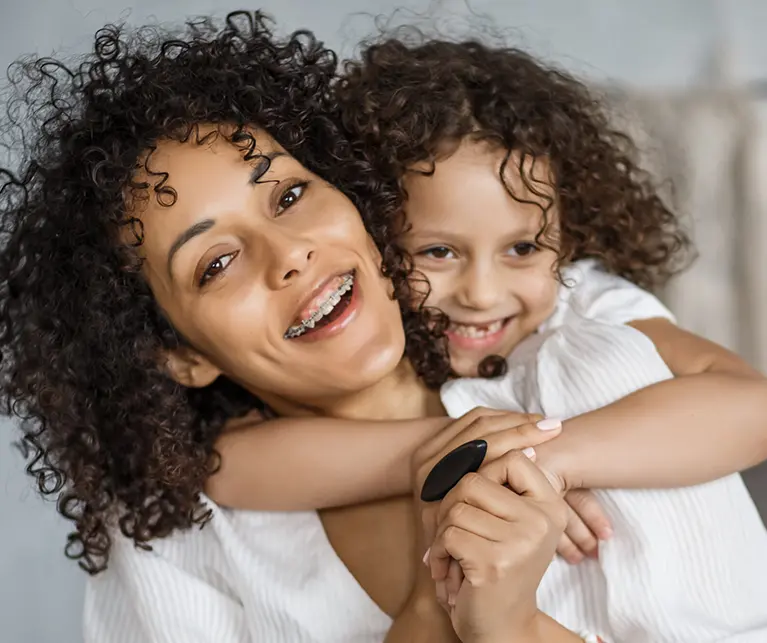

{"left": 206, "top": 37, "right": 767, "bottom": 640}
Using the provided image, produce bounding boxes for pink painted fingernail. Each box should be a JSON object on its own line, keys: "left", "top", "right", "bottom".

{"left": 422, "top": 548, "right": 430, "bottom": 566}
{"left": 537, "top": 418, "right": 562, "bottom": 431}
{"left": 522, "top": 446, "right": 536, "bottom": 459}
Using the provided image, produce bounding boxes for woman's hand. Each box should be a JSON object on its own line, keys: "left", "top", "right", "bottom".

{"left": 412, "top": 408, "right": 564, "bottom": 546}
{"left": 427, "top": 449, "right": 569, "bottom": 643}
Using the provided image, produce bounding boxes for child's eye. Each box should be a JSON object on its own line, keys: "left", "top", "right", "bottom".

{"left": 198, "top": 251, "right": 238, "bottom": 287}
{"left": 276, "top": 183, "right": 307, "bottom": 214}
{"left": 507, "top": 242, "right": 538, "bottom": 257}
{"left": 420, "top": 246, "right": 455, "bottom": 260}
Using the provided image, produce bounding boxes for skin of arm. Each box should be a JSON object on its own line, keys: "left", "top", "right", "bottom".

{"left": 492, "top": 611, "right": 585, "bottom": 643}
{"left": 537, "top": 317, "right": 767, "bottom": 490}
{"left": 382, "top": 598, "right": 587, "bottom": 643}
{"left": 206, "top": 415, "right": 449, "bottom": 510}
{"left": 384, "top": 583, "right": 460, "bottom": 643}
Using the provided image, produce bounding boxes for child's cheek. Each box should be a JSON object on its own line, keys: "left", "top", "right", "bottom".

{"left": 528, "top": 270, "right": 559, "bottom": 321}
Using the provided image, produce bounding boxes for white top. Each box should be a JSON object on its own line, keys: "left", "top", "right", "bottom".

{"left": 84, "top": 506, "right": 391, "bottom": 642}
{"left": 442, "top": 259, "right": 767, "bottom": 642}
{"left": 84, "top": 259, "right": 767, "bottom": 643}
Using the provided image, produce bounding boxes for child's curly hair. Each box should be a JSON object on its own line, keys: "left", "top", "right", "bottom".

{"left": 0, "top": 12, "right": 447, "bottom": 574}
{"left": 338, "top": 36, "right": 692, "bottom": 291}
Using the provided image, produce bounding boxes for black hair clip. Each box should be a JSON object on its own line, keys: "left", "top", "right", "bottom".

{"left": 420, "top": 439, "right": 488, "bottom": 502}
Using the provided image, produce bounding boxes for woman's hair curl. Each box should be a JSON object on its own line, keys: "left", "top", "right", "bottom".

{"left": 0, "top": 12, "right": 448, "bottom": 574}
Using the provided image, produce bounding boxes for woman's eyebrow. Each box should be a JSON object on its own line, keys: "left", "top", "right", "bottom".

{"left": 166, "top": 218, "right": 216, "bottom": 277}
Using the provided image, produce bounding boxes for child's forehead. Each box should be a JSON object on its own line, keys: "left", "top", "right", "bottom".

{"left": 406, "top": 139, "right": 554, "bottom": 192}
{"left": 401, "top": 140, "right": 557, "bottom": 239}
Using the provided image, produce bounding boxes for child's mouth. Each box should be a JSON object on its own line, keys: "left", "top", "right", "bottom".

{"left": 446, "top": 316, "right": 513, "bottom": 350}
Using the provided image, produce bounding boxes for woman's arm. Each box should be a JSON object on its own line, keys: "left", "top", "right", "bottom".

{"left": 539, "top": 318, "right": 767, "bottom": 490}
{"left": 384, "top": 570, "right": 460, "bottom": 643}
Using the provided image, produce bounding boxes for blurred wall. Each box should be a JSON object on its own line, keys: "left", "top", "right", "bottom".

{"left": 1, "top": 1, "right": 766, "bottom": 641}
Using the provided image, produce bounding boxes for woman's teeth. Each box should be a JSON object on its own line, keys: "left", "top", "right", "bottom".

{"left": 284, "top": 273, "right": 354, "bottom": 339}
{"left": 449, "top": 319, "right": 504, "bottom": 338}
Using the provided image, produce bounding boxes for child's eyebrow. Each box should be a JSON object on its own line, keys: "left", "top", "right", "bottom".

{"left": 406, "top": 220, "right": 542, "bottom": 241}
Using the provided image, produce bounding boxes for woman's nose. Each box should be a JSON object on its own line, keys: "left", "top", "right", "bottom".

{"left": 263, "top": 227, "right": 316, "bottom": 290}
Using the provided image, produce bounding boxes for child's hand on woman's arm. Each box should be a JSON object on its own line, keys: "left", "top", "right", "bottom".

{"left": 408, "top": 408, "right": 613, "bottom": 565}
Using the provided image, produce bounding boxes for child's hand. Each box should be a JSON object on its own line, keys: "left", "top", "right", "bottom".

{"left": 556, "top": 489, "right": 613, "bottom": 564}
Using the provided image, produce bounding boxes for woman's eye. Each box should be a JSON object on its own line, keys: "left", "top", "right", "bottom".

{"left": 420, "top": 246, "right": 455, "bottom": 260}
{"left": 507, "top": 242, "right": 538, "bottom": 257}
{"left": 276, "top": 183, "right": 307, "bottom": 214}
{"left": 199, "top": 252, "right": 237, "bottom": 286}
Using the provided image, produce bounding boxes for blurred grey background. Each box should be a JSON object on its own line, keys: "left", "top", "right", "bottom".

{"left": 2, "top": 0, "right": 767, "bottom": 641}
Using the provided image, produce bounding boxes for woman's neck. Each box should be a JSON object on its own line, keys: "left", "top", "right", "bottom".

{"left": 262, "top": 359, "right": 444, "bottom": 421}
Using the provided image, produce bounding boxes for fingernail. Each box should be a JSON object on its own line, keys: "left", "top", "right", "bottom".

{"left": 600, "top": 527, "right": 614, "bottom": 540}
{"left": 422, "top": 548, "right": 430, "bottom": 566}
{"left": 447, "top": 593, "right": 456, "bottom": 607}
{"left": 537, "top": 418, "right": 562, "bottom": 431}
{"left": 522, "top": 446, "right": 536, "bottom": 459}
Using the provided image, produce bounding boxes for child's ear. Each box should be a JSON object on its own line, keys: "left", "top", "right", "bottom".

{"left": 163, "top": 346, "right": 221, "bottom": 388}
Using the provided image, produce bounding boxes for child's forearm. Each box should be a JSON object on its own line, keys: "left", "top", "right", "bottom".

{"left": 206, "top": 416, "right": 450, "bottom": 510}
{"left": 539, "top": 372, "right": 767, "bottom": 490}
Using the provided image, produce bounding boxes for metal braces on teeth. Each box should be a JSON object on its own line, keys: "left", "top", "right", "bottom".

{"left": 284, "top": 274, "right": 354, "bottom": 339}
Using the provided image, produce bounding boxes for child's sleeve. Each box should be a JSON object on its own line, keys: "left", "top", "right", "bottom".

{"left": 565, "top": 259, "right": 676, "bottom": 326}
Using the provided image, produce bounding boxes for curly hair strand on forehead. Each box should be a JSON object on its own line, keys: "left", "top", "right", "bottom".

{"left": 338, "top": 35, "right": 693, "bottom": 292}
{"left": 0, "top": 12, "right": 449, "bottom": 574}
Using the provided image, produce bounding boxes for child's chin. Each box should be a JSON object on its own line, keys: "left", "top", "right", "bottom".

{"left": 449, "top": 354, "right": 483, "bottom": 379}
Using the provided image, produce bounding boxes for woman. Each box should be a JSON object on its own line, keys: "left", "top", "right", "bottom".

{"left": 0, "top": 12, "right": 585, "bottom": 642}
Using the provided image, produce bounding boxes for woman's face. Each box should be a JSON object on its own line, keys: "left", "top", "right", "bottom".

{"left": 129, "top": 126, "right": 405, "bottom": 408}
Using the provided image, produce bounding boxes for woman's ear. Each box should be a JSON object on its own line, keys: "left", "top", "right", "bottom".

{"left": 163, "top": 346, "right": 221, "bottom": 388}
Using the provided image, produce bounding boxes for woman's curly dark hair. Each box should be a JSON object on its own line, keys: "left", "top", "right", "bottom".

{"left": 0, "top": 12, "right": 448, "bottom": 574}
{"left": 338, "top": 36, "right": 693, "bottom": 293}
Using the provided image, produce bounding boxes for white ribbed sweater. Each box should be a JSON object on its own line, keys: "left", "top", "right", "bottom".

{"left": 441, "top": 260, "right": 767, "bottom": 642}
{"left": 84, "top": 261, "right": 767, "bottom": 642}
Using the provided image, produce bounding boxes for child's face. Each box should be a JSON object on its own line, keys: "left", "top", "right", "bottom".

{"left": 401, "top": 139, "right": 560, "bottom": 377}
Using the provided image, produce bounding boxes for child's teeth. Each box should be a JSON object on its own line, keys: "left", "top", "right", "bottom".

{"left": 450, "top": 319, "right": 505, "bottom": 339}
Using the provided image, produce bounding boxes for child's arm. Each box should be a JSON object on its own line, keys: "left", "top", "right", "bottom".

{"left": 206, "top": 415, "right": 450, "bottom": 510}
{"left": 538, "top": 317, "right": 767, "bottom": 490}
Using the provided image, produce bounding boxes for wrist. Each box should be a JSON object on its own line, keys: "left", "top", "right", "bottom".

{"left": 474, "top": 610, "right": 584, "bottom": 643}
{"left": 469, "top": 609, "right": 540, "bottom": 643}
{"left": 534, "top": 433, "right": 578, "bottom": 493}
{"left": 405, "top": 574, "right": 444, "bottom": 621}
